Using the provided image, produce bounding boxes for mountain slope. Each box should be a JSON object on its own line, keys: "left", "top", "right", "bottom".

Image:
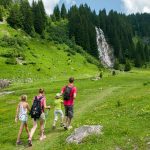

{"left": 0, "top": 23, "right": 100, "bottom": 82}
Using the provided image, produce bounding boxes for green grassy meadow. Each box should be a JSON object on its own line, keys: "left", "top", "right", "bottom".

{"left": 0, "top": 69, "right": 150, "bottom": 150}
{"left": 0, "top": 23, "right": 150, "bottom": 150}
{"left": 0, "top": 23, "right": 99, "bottom": 81}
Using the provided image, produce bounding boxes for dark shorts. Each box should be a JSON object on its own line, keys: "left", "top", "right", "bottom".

{"left": 65, "top": 105, "right": 73, "bottom": 119}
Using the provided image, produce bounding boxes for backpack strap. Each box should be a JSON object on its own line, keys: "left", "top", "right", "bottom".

{"left": 34, "top": 96, "right": 37, "bottom": 101}
{"left": 38, "top": 96, "right": 43, "bottom": 101}
{"left": 34, "top": 96, "right": 43, "bottom": 101}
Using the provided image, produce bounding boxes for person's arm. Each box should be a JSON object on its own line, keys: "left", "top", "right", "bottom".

{"left": 61, "top": 86, "right": 65, "bottom": 94}
{"left": 27, "top": 103, "right": 30, "bottom": 112}
{"left": 15, "top": 104, "right": 19, "bottom": 123}
{"left": 73, "top": 87, "right": 77, "bottom": 99}
{"left": 73, "top": 93, "right": 76, "bottom": 99}
{"left": 44, "top": 99, "right": 50, "bottom": 109}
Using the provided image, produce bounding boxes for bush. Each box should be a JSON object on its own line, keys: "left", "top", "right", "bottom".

{"left": 65, "top": 48, "right": 76, "bottom": 55}
{"left": 5, "top": 57, "right": 17, "bottom": 65}
{"left": 30, "top": 52, "right": 38, "bottom": 58}
{"left": 0, "top": 6, "right": 4, "bottom": 22}
{"left": 37, "top": 68, "right": 41, "bottom": 71}
{"left": 112, "top": 70, "right": 116, "bottom": 76}
{"left": 0, "top": 35, "right": 27, "bottom": 48}
{"left": 124, "top": 61, "right": 131, "bottom": 71}
{"left": 22, "top": 62, "right": 28, "bottom": 65}
{"left": 99, "top": 72, "right": 103, "bottom": 78}
{"left": 114, "top": 59, "right": 120, "bottom": 70}
{"left": 29, "top": 62, "right": 36, "bottom": 65}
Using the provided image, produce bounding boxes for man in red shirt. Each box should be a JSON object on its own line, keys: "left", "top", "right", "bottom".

{"left": 61, "top": 77, "right": 77, "bottom": 130}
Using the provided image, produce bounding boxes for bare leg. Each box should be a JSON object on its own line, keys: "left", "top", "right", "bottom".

{"left": 24, "top": 123, "right": 30, "bottom": 138}
{"left": 53, "top": 120, "right": 57, "bottom": 126}
{"left": 17, "top": 123, "right": 24, "bottom": 142}
{"left": 61, "top": 116, "right": 64, "bottom": 124}
{"left": 65, "top": 116, "right": 69, "bottom": 126}
{"left": 40, "top": 119, "right": 45, "bottom": 140}
{"left": 53, "top": 111, "right": 58, "bottom": 127}
{"left": 67, "top": 117, "right": 72, "bottom": 127}
{"left": 29, "top": 119, "right": 37, "bottom": 140}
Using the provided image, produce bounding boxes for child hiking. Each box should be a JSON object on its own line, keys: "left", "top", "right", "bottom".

{"left": 52, "top": 93, "right": 64, "bottom": 129}
{"left": 15, "top": 95, "right": 30, "bottom": 145}
{"left": 28, "top": 88, "right": 50, "bottom": 146}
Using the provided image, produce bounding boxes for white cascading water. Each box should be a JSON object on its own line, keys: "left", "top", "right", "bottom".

{"left": 95, "top": 27, "right": 114, "bottom": 68}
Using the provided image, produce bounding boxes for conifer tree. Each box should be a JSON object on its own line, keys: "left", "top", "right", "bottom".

{"left": 144, "top": 45, "right": 150, "bottom": 62}
{"left": 38, "top": 0, "right": 47, "bottom": 25}
{"left": 0, "top": 0, "right": 13, "bottom": 8}
{"left": 20, "top": 0, "right": 34, "bottom": 35}
{"left": 134, "top": 41, "right": 143, "bottom": 67}
{"left": 0, "top": 6, "right": 3, "bottom": 21}
{"left": 7, "top": 3, "right": 22, "bottom": 29}
{"left": 53, "top": 5, "right": 60, "bottom": 21}
{"left": 32, "top": 0, "right": 46, "bottom": 35}
{"left": 61, "top": 3, "right": 67, "bottom": 19}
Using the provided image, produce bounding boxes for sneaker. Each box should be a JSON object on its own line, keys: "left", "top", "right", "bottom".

{"left": 52, "top": 125, "right": 56, "bottom": 129}
{"left": 28, "top": 140, "right": 32, "bottom": 147}
{"left": 60, "top": 123, "right": 65, "bottom": 127}
{"left": 16, "top": 141, "right": 23, "bottom": 145}
{"left": 68, "top": 126, "right": 73, "bottom": 130}
{"left": 64, "top": 126, "right": 68, "bottom": 130}
{"left": 40, "top": 135, "right": 46, "bottom": 141}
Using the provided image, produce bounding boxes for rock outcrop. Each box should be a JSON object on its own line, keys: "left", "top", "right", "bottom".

{"left": 66, "top": 125, "right": 103, "bottom": 144}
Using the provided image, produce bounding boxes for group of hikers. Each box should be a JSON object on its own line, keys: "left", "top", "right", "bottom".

{"left": 15, "top": 77, "right": 77, "bottom": 146}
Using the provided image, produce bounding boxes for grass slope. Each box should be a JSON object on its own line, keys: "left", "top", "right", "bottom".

{"left": 0, "top": 69, "right": 150, "bottom": 150}
{"left": 0, "top": 23, "right": 99, "bottom": 81}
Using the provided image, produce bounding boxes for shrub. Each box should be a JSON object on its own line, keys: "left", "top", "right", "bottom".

{"left": 65, "top": 48, "right": 76, "bottom": 55}
{"left": 116, "top": 100, "right": 122, "bottom": 107}
{"left": 5, "top": 57, "right": 17, "bottom": 65}
{"left": 29, "top": 62, "right": 36, "bottom": 65}
{"left": 124, "top": 61, "right": 131, "bottom": 71}
{"left": 99, "top": 72, "right": 103, "bottom": 78}
{"left": 22, "top": 62, "right": 28, "bottom": 65}
{"left": 37, "top": 68, "right": 41, "bottom": 71}
{"left": 112, "top": 70, "right": 116, "bottom": 76}
{"left": 0, "top": 35, "right": 27, "bottom": 48}
{"left": 114, "top": 59, "right": 120, "bottom": 70}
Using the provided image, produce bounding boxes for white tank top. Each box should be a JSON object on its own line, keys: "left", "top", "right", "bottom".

{"left": 19, "top": 103, "right": 27, "bottom": 118}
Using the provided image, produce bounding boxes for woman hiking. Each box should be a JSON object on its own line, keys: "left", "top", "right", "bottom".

{"left": 28, "top": 88, "right": 50, "bottom": 146}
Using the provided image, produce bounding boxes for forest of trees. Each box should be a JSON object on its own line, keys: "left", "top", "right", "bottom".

{"left": 6, "top": 0, "right": 46, "bottom": 36}
{"left": 0, "top": 0, "right": 150, "bottom": 68}
{"left": 52, "top": 4, "right": 150, "bottom": 67}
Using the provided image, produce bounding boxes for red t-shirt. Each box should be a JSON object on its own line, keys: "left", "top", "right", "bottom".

{"left": 61, "top": 84, "right": 77, "bottom": 106}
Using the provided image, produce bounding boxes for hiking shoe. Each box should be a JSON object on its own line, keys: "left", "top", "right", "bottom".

{"left": 28, "top": 140, "right": 32, "bottom": 147}
{"left": 16, "top": 141, "right": 23, "bottom": 145}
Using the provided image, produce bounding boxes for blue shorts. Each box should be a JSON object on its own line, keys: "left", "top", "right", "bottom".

{"left": 19, "top": 114, "right": 28, "bottom": 124}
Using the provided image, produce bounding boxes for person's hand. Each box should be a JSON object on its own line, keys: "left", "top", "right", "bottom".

{"left": 48, "top": 106, "right": 50, "bottom": 110}
{"left": 15, "top": 117, "right": 18, "bottom": 123}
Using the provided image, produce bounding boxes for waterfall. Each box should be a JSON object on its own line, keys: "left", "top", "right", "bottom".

{"left": 95, "top": 27, "right": 114, "bottom": 68}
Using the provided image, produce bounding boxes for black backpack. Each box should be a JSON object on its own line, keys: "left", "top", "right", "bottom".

{"left": 63, "top": 86, "right": 73, "bottom": 101}
{"left": 30, "top": 96, "right": 43, "bottom": 120}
